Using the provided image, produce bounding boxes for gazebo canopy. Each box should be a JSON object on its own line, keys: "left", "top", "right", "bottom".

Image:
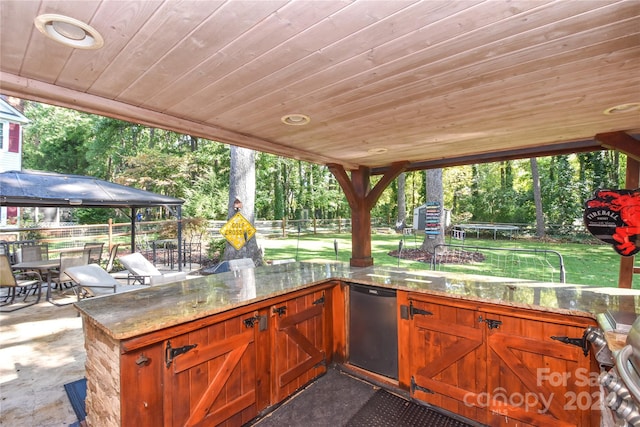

{"left": 0, "top": 170, "right": 183, "bottom": 209}
{"left": 0, "top": 169, "right": 186, "bottom": 270}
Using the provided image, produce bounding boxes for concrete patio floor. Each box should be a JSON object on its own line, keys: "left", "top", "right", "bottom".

{"left": 0, "top": 257, "right": 201, "bottom": 427}
{"left": 0, "top": 300, "right": 85, "bottom": 427}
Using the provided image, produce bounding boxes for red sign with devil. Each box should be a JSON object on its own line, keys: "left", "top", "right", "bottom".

{"left": 584, "top": 189, "right": 640, "bottom": 257}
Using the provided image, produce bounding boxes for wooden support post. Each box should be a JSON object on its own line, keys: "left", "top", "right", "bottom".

{"left": 595, "top": 132, "right": 640, "bottom": 288}
{"left": 619, "top": 156, "right": 639, "bottom": 288}
{"left": 328, "top": 162, "right": 408, "bottom": 267}
{"left": 596, "top": 132, "right": 640, "bottom": 288}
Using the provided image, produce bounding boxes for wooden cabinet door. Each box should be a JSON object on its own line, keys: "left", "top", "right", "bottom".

{"left": 485, "top": 312, "right": 596, "bottom": 427}
{"left": 271, "top": 289, "right": 328, "bottom": 403}
{"left": 120, "top": 342, "right": 165, "bottom": 427}
{"left": 163, "top": 311, "right": 264, "bottom": 427}
{"left": 407, "top": 296, "right": 486, "bottom": 423}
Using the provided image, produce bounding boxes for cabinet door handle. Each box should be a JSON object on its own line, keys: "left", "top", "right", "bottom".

{"left": 478, "top": 316, "right": 502, "bottom": 329}
{"left": 244, "top": 313, "right": 268, "bottom": 331}
{"left": 135, "top": 354, "right": 150, "bottom": 366}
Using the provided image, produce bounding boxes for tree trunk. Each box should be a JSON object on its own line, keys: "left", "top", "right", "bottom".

{"left": 530, "top": 157, "right": 545, "bottom": 238}
{"left": 421, "top": 168, "right": 445, "bottom": 253}
{"left": 396, "top": 172, "right": 406, "bottom": 231}
{"left": 224, "top": 146, "right": 263, "bottom": 264}
{"left": 274, "top": 158, "right": 284, "bottom": 220}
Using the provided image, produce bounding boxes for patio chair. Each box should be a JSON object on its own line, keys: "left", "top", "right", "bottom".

{"left": 8, "top": 240, "right": 37, "bottom": 264}
{"left": 65, "top": 264, "right": 147, "bottom": 300}
{"left": 83, "top": 242, "right": 104, "bottom": 264}
{"left": 118, "top": 252, "right": 187, "bottom": 285}
{"left": 21, "top": 244, "right": 49, "bottom": 262}
{"left": 104, "top": 243, "right": 120, "bottom": 273}
{"left": 49, "top": 251, "right": 89, "bottom": 290}
{"left": 0, "top": 241, "right": 10, "bottom": 258}
{"left": 0, "top": 254, "right": 42, "bottom": 312}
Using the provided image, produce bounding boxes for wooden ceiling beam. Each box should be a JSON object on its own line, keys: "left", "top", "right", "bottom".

{"left": 0, "top": 71, "right": 357, "bottom": 169}
{"left": 596, "top": 132, "right": 640, "bottom": 162}
{"left": 370, "top": 139, "right": 606, "bottom": 174}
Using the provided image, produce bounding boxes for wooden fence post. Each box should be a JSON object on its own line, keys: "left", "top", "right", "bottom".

{"left": 108, "top": 218, "right": 113, "bottom": 250}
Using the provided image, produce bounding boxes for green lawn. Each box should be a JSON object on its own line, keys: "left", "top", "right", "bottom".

{"left": 258, "top": 232, "right": 628, "bottom": 288}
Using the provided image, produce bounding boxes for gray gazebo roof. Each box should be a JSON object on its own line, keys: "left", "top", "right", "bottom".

{"left": 0, "top": 170, "right": 183, "bottom": 208}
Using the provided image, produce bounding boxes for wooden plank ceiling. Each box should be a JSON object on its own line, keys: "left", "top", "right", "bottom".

{"left": 1, "top": 0, "right": 638, "bottom": 172}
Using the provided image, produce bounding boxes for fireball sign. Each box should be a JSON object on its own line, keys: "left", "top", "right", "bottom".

{"left": 584, "top": 189, "right": 640, "bottom": 256}
{"left": 220, "top": 212, "right": 257, "bottom": 250}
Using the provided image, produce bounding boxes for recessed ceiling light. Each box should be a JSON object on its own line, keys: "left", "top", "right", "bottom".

{"left": 34, "top": 14, "right": 104, "bottom": 50}
{"left": 281, "top": 114, "right": 311, "bottom": 126}
{"left": 603, "top": 103, "right": 640, "bottom": 115}
{"left": 368, "top": 148, "right": 388, "bottom": 155}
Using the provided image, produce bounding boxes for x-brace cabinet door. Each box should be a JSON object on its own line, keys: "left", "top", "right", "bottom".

{"left": 485, "top": 312, "right": 596, "bottom": 427}
{"left": 271, "top": 289, "right": 328, "bottom": 403}
{"left": 407, "top": 295, "right": 486, "bottom": 424}
{"left": 163, "top": 311, "right": 261, "bottom": 427}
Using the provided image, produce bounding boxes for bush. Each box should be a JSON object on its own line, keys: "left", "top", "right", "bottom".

{"left": 207, "top": 238, "right": 227, "bottom": 262}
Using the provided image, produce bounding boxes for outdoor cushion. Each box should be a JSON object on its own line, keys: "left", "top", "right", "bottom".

{"left": 65, "top": 264, "right": 147, "bottom": 299}
{"left": 118, "top": 252, "right": 187, "bottom": 285}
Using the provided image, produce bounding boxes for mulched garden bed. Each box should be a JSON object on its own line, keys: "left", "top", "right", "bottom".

{"left": 388, "top": 248, "right": 485, "bottom": 265}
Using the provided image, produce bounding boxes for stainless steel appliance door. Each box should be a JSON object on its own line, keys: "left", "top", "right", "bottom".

{"left": 348, "top": 284, "right": 398, "bottom": 379}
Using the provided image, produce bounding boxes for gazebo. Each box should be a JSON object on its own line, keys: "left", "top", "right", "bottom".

{"left": 0, "top": 169, "right": 185, "bottom": 269}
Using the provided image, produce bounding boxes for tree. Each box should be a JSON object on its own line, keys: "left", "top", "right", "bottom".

{"left": 421, "top": 168, "right": 445, "bottom": 253}
{"left": 396, "top": 172, "right": 406, "bottom": 231}
{"left": 22, "top": 102, "right": 94, "bottom": 174}
{"left": 223, "top": 146, "right": 263, "bottom": 265}
{"left": 541, "top": 155, "right": 579, "bottom": 226}
{"left": 530, "top": 157, "right": 545, "bottom": 238}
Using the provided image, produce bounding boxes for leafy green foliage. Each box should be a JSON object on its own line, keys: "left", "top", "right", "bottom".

{"left": 73, "top": 208, "right": 118, "bottom": 224}
{"left": 20, "top": 101, "right": 626, "bottom": 230}
{"left": 22, "top": 102, "right": 93, "bottom": 173}
{"left": 207, "top": 238, "right": 227, "bottom": 261}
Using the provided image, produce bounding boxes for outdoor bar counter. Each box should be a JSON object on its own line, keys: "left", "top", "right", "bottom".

{"left": 75, "top": 262, "right": 639, "bottom": 427}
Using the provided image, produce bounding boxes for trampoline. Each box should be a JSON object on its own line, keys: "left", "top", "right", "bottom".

{"left": 455, "top": 223, "right": 520, "bottom": 239}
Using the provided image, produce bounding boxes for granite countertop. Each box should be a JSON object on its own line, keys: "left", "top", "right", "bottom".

{"left": 74, "top": 262, "right": 640, "bottom": 340}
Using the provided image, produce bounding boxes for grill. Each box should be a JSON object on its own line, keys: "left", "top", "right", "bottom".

{"left": 598, "top": 316, "right": 640, "bottom": 426}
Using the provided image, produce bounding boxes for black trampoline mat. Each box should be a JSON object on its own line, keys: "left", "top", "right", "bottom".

{"left": 346, "top": 389, "right": 475, "bottom": 427}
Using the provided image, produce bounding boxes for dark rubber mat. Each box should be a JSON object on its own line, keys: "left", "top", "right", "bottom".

{"left": 346, "top": 389, "right": 475, "bottom": 427}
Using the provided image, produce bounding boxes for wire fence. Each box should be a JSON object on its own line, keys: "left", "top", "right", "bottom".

{"left": 431, "top": 244, "right": 566, "bottom": 283}
{"left": 0, "top": 218, "right": 595, "bottom": 259}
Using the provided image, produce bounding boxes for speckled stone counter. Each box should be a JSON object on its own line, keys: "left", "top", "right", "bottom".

{"left": 74, "top": 262, "right": 640, "bottom": 340}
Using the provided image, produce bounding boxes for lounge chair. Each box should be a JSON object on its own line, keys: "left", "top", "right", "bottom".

{"left": 118, "top": 252, "right": 187, "bottom": 285}
{"left": 64, "top": 264, "right": 147, "bottom": 300}
{"left": 0, "top": 254, "right": 42, "bottom": 311}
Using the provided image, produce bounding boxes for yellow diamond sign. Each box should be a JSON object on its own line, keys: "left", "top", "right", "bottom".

{"left": 220, "top": 212, "right": 257, "bottom": 250}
